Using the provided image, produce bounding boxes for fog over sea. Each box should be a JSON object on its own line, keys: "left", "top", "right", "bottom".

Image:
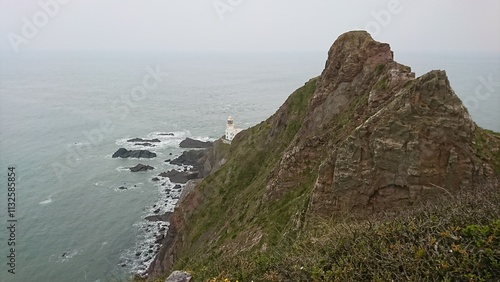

{"left": 0, "top": 51, "right": 498, "bottom": 282}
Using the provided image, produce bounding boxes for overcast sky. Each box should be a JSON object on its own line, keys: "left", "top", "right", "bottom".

{"left": 1, "top": 0, "right": 499, "bottom": 55}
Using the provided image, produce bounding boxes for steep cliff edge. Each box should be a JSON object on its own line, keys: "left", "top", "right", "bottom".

{"left": 147, "top": 31, "right": 500, "bottom": 280}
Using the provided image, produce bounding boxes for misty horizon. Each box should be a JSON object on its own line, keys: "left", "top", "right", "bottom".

{"left": 1, "top": 0, "right": 499, "bottom": 55}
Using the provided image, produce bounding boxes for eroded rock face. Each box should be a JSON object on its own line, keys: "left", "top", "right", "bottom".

{"left": 310, "top": 70, "right": 482, "bottom": 214}
{"left": 264, "top": 31, "right": 494, "bottom": 216}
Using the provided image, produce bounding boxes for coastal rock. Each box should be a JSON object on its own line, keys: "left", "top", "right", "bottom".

{"left": 127, "top": 138, "right": 161, "bottom": 143}
{"left": 179, "top": 138, "right": 213, "bottom": 148}
{"left": 112, "top": 148, "right": 157, "bottom": 159}
{"left": 145, "top": 212, "right": 172, "bottom": 222}
{"left": 130, "top": 164, "right": 155, "bottom": 172}
{"left": 170, "top": 150, "right": 207, "bottom": 166}
{"left": 158, "top": 170, "right": 199, "bottom": 184}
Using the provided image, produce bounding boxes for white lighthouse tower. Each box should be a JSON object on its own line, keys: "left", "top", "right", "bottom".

{"left": 224, "top": 116, "right": 242, "bottom": 143}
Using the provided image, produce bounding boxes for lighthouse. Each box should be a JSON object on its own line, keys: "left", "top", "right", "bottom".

{"left": 224, "top": 116, "right": 242, "bottom": 143}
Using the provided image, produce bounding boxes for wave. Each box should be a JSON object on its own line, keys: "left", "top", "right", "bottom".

{"left": 119, "top": 179, "right": 184, "bottom": 276}
{"left": 114, "top": 130, "right": 217, "bottom": 152}
{"left": 39, "top": 194, "right": 54, "bottom": 205}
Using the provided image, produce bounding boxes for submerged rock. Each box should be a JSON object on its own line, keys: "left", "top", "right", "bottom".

{"left": 127, "top": 138, "right": 161, "bottom": 143}
{"left": 135, "top": 142, "right": 155, "bottom": 147}
{"left": 130, "top": 164, "right": 155, "bottom": 172}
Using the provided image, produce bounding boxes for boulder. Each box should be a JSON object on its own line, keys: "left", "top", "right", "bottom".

{"left": 165, "top": 271, "right": 192, "bottom": 282}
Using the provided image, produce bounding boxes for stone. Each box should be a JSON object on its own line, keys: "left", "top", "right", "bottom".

{"left": 165, "top": 271, "right": 193, "bottom": 282}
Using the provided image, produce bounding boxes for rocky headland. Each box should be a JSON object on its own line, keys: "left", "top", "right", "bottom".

{"left": 145, "top": 31, "right": 500, "bottom": 281}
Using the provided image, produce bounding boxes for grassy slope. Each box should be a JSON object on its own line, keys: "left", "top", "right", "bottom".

{"left": 170, "top": 77, "right": 320, "bottom": 278}
{"left": 192, "top": 184, "right": 500, "bottom": 282}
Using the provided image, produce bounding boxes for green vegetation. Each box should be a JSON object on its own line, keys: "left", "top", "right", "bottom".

{"left": 375, "top": 75, "right": 389, "bottom": 90}
{"left": 182, "top": 184, "right": 500, "bottom": 281}
{"left": 474, "top": 128, "right": 500, "bottom": 174}
{"left": 374, "top": 63, "right": 385, "bottom": 76}
{"left": 400, "top": 64, "right": 411, "bottom": 73}
{"left": 168, "top": 78, "right": 319, "bottom": 277}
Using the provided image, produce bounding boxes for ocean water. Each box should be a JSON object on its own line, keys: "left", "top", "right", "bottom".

{"left": 0, "top": 51, "right": 499, "bottom": 282}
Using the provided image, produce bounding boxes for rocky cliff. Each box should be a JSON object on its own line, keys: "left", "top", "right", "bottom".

{"left": 147, "top": 31, "right": 500, "bottom": 280}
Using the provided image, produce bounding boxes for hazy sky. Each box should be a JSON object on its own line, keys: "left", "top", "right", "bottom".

{"left": 1, "top": 0, "right": 499, "bottom": 54}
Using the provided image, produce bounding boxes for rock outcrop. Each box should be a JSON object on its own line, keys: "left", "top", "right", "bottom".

{"left": 179, "top": 138, "right": 213, "bottom": 148}
{"left": 112, "top": 148, "right": 157, "bottom": 159}
{"left": 169, "top": 150, "right": 206, "bottom": 167}
{"left": 147, "top": 31, "right": 500, "bottom": 279}
{"left": 158, "top": 170, "right": 198, "bottom": 184}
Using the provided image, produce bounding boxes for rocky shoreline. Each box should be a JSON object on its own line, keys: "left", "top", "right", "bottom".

{"left": 109, "top": 135, "right": 222, "bottom": 277}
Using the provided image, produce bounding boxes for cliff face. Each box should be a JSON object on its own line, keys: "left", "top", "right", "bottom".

{"left": 148, "top": 31, "right": 500, "bottom": 279}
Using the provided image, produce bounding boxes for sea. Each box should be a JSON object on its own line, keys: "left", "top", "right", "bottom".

{"left": 0, "top": 50, "right": 499, "bottom": 282}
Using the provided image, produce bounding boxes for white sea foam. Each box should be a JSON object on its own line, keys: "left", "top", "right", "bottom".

{"left": 114, "top": 130, "right": 217, "bottom": 153}
{"left": 115, "top": 166, "right": 130, "bottom": 172}
{"left": 120, "top": 179, "right": 184, "bottom": 276}
{"left": 55, "top": 249, "right": 80, "bottom": 263}
{"left": 39, "top": 194, "right": 54, "bottom": 205}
